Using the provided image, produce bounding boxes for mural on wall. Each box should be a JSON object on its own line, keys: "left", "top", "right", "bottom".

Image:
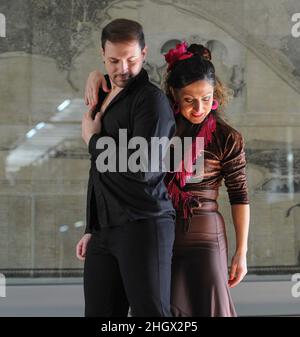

{"left": 280, "top": 2, "right": 300, "bottom": 79}
{"left": 0, "top": 0, "right": 299, "bottom": 176}
{"left": 0, "top": 0, "right": 298, "bottom": 94}
{"left": 1, "top": 0, "right": 298, "bottom": 189}
{"left": 144, "top": 36, "right": 247, "bottom": 101}
{"left": 0, "top": 0, "right": 116, "bottom": 90}
{"left": 246, "top": 140, "right": 300, "bottom": 193}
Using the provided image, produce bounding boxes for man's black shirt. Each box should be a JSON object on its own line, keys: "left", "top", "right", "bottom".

{"left": 85, "top": 68, "right": 176, "bottom": 233}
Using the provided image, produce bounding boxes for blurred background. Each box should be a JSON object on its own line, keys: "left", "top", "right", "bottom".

{"left": 0, "top": 0, "right": 300, "bottom": 316}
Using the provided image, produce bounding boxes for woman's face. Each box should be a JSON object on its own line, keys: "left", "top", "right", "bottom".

{"left": 175, "top": 80, "right": 214, "bottom": 124}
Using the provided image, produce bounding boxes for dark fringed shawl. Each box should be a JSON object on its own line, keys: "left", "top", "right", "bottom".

{"left": 165, "top": 112, "right": 216, "bottom": 218}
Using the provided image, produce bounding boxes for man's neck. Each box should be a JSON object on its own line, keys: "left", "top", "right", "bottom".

{"left": 108, "top": 78, "right": 124, "bottom": 94}
{"left": 111, "top": 84, "right": 123, "bottom": 92}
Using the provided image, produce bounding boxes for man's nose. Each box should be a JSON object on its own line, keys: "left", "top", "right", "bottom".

{"left": 119, "top": 61, "right": 129, "bottom": 74}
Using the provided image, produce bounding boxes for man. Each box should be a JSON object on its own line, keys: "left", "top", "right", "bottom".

{"left": 76, "top": 18, "right": 176, "bottom": 317}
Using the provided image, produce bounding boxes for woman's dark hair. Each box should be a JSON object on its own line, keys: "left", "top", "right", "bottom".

{"left": 164, "top": 44, "right": 229, "bottom": 112}
{"left": 101, "top": 18, "right": 145, "bottom": 50}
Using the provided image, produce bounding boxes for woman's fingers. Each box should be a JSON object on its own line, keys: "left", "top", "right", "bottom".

{"left": 102, "top": 79, "right": 110, "bottom": 93}
{"left": 85, "top": 79, "right": 97, "bottom": 106}
{"left": 229, "top": 262, "right": 237, "bottom": 282}
{"left": 88, "top": 88, "right": 95, "bottom": 107}
{"left": 85, "top": 70, "right": 110, "bottom": 107}
{"left": 228, "top": 265, "right": 247, "bottom": 288}
{"left": 228, "top": 271, "right": 244, "bottom": 288}
{"left": 84, "top": 93, "right": 89, "bottom": 106}
{"left": 85, "top": 84, "right": 92, "bottom": 106}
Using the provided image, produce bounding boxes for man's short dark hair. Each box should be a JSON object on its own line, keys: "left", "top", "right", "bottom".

{"left": 101, "top": 18, "right": 145, "bottom": 50}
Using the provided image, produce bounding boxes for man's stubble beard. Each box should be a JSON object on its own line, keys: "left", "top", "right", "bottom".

{"left": 112, "top": 73, "right": 132, "bottom": 88}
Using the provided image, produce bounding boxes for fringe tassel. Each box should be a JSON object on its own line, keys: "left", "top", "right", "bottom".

{"left": 166, "top": 114, "right": 217, "bottom": 219}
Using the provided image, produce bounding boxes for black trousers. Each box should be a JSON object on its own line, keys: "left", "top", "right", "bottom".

{"left": 84, "top": 216, "right": 175, "bottom": 317}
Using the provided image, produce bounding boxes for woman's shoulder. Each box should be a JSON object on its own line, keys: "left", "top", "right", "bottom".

{"left": 216, "top": 117, "right": 244, "bottom": 142}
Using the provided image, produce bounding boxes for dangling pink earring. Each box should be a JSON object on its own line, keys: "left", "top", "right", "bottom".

{"left": 211, "top": 99, "right": 219, "bottom": 110}
{"left": 172, "top": 102, "right": 180, "bottom": 115}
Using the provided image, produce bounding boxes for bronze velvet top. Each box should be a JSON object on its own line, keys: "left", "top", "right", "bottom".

{"left": 176, "top": 115, "right": 249, "bottom": 205}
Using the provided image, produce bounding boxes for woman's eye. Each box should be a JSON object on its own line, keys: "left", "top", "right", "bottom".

{"left": 202, "top": 96, "right": 212, "bottom": 102}
{"left": 185, "top": 99, "right": 193, "bottom": 103}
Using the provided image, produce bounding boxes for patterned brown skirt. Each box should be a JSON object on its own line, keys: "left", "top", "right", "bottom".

{"left": 171, "top": 200, "right": 237, "bottom": 317}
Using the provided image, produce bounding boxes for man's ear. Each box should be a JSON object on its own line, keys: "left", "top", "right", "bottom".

{"left": 101, "top": 48, "right": 105, "bottom": 62}
{"left": 141, "top": 45, "right": 148, "bottom": 61}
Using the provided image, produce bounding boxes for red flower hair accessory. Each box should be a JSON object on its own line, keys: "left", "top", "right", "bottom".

{"left": 164, "top": 41, "right": 194, "bottom": 71}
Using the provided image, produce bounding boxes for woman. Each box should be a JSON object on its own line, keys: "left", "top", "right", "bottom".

{"left": 84, "top": 42, "right": 250, "bottom": 317}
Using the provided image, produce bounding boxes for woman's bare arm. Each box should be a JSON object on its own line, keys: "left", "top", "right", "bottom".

{"left": 228, "top": 204, "right": 250, "bottom": 288}
{"left": 84, "top": 70, "right": 110, "bottom": 109}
